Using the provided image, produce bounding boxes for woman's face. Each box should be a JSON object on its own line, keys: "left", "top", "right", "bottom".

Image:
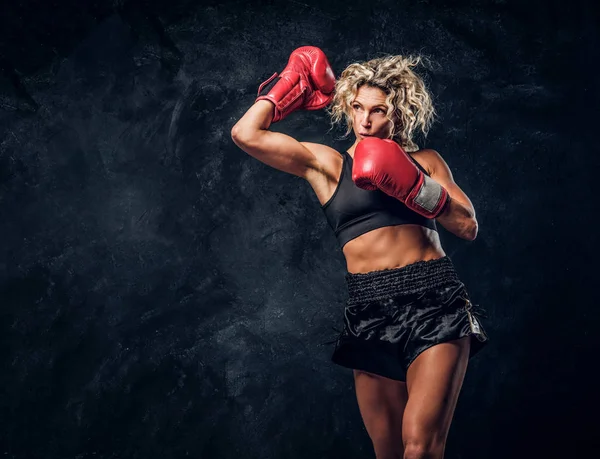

{"left": 350, "top": 85, "right": 395, "bottom": 140}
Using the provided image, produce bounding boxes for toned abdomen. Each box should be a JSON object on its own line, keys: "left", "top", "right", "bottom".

{"left": 342, "top": 224, "right": 446, "bottom": 274}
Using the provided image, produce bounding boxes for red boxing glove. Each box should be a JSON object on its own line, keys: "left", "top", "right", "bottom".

{"left": 256, "top": 46, "right": 335, "bottom": 123}
{"left": 352, "top": 137, "right": 450, "bottom": 219}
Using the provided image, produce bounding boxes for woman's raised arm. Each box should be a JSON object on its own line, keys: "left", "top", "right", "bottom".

{"left": 231, "top": 46, "right": 336, "bottom": 179}
{"left": 231, "top": 100, "right": 321, "bottom": 179}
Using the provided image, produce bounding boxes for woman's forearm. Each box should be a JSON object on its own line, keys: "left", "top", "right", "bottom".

{"left": 435, "top": 196, "right": 478, "bottom": 241}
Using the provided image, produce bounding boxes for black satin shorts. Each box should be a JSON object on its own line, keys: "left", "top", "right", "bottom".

{"left": 326, "top": 256, "right": 489, "bottom": 382}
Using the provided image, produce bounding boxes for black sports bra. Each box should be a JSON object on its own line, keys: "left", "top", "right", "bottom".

{"left": 321, "top": 150, "right": 438, "bottom": 248}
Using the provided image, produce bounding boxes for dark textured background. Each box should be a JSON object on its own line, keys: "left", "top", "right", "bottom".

{"left": 1, "top": 0, "right": 598, "bottom": 458}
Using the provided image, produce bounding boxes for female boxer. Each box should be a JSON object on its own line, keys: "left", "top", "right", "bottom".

{"left": 231, "top": 46, "right": 488, "bottom": 459}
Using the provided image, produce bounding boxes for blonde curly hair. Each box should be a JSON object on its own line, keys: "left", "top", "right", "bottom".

{"left": 327, "top": 55, "right": 436, "bottom": 152}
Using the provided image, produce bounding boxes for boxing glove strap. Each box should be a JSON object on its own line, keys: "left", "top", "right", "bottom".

{"left": 256, "top": 72, "right": 306, "bottom": 122}
{"left": 257, "top": 72, "right": 279, "bottom": 97}
{"left": 405, "top": 174, "right": 449, "bottom": 218}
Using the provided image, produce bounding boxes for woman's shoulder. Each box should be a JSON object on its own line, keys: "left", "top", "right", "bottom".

{"left": 410, "top": 148, "right": 441, "bottom": 177}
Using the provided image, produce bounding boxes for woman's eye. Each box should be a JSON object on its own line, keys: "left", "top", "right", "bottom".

{"left": 352, "top": 105, "right": 384, "bottom": 113}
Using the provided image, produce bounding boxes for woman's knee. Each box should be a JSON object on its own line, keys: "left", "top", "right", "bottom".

{"left": 402, "top": 435, "right": 445, "bottom": 459}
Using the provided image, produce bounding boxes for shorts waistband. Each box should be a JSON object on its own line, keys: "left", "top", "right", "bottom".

{"left": 345, "top": 256, "right": 461, "bottom": 305}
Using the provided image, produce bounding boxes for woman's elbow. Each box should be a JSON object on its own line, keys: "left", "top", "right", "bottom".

{"left": 231, "top": 123, "right": 262, "bottom": 148}
{"left": 464, "top": 219, "right": 478, "bottom": 241}
{"left": 231, "top": 124, "right": 252, "bottom": 151}
{"left": 230, "top": 123, "right": 245, "bottom": 142}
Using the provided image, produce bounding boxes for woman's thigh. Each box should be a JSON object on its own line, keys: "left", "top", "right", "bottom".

{"left": 353, "top": 370, "right": 408, "bottom": 446}
{"left": 403, "top": 336, "right": 472, "bottom": 448}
